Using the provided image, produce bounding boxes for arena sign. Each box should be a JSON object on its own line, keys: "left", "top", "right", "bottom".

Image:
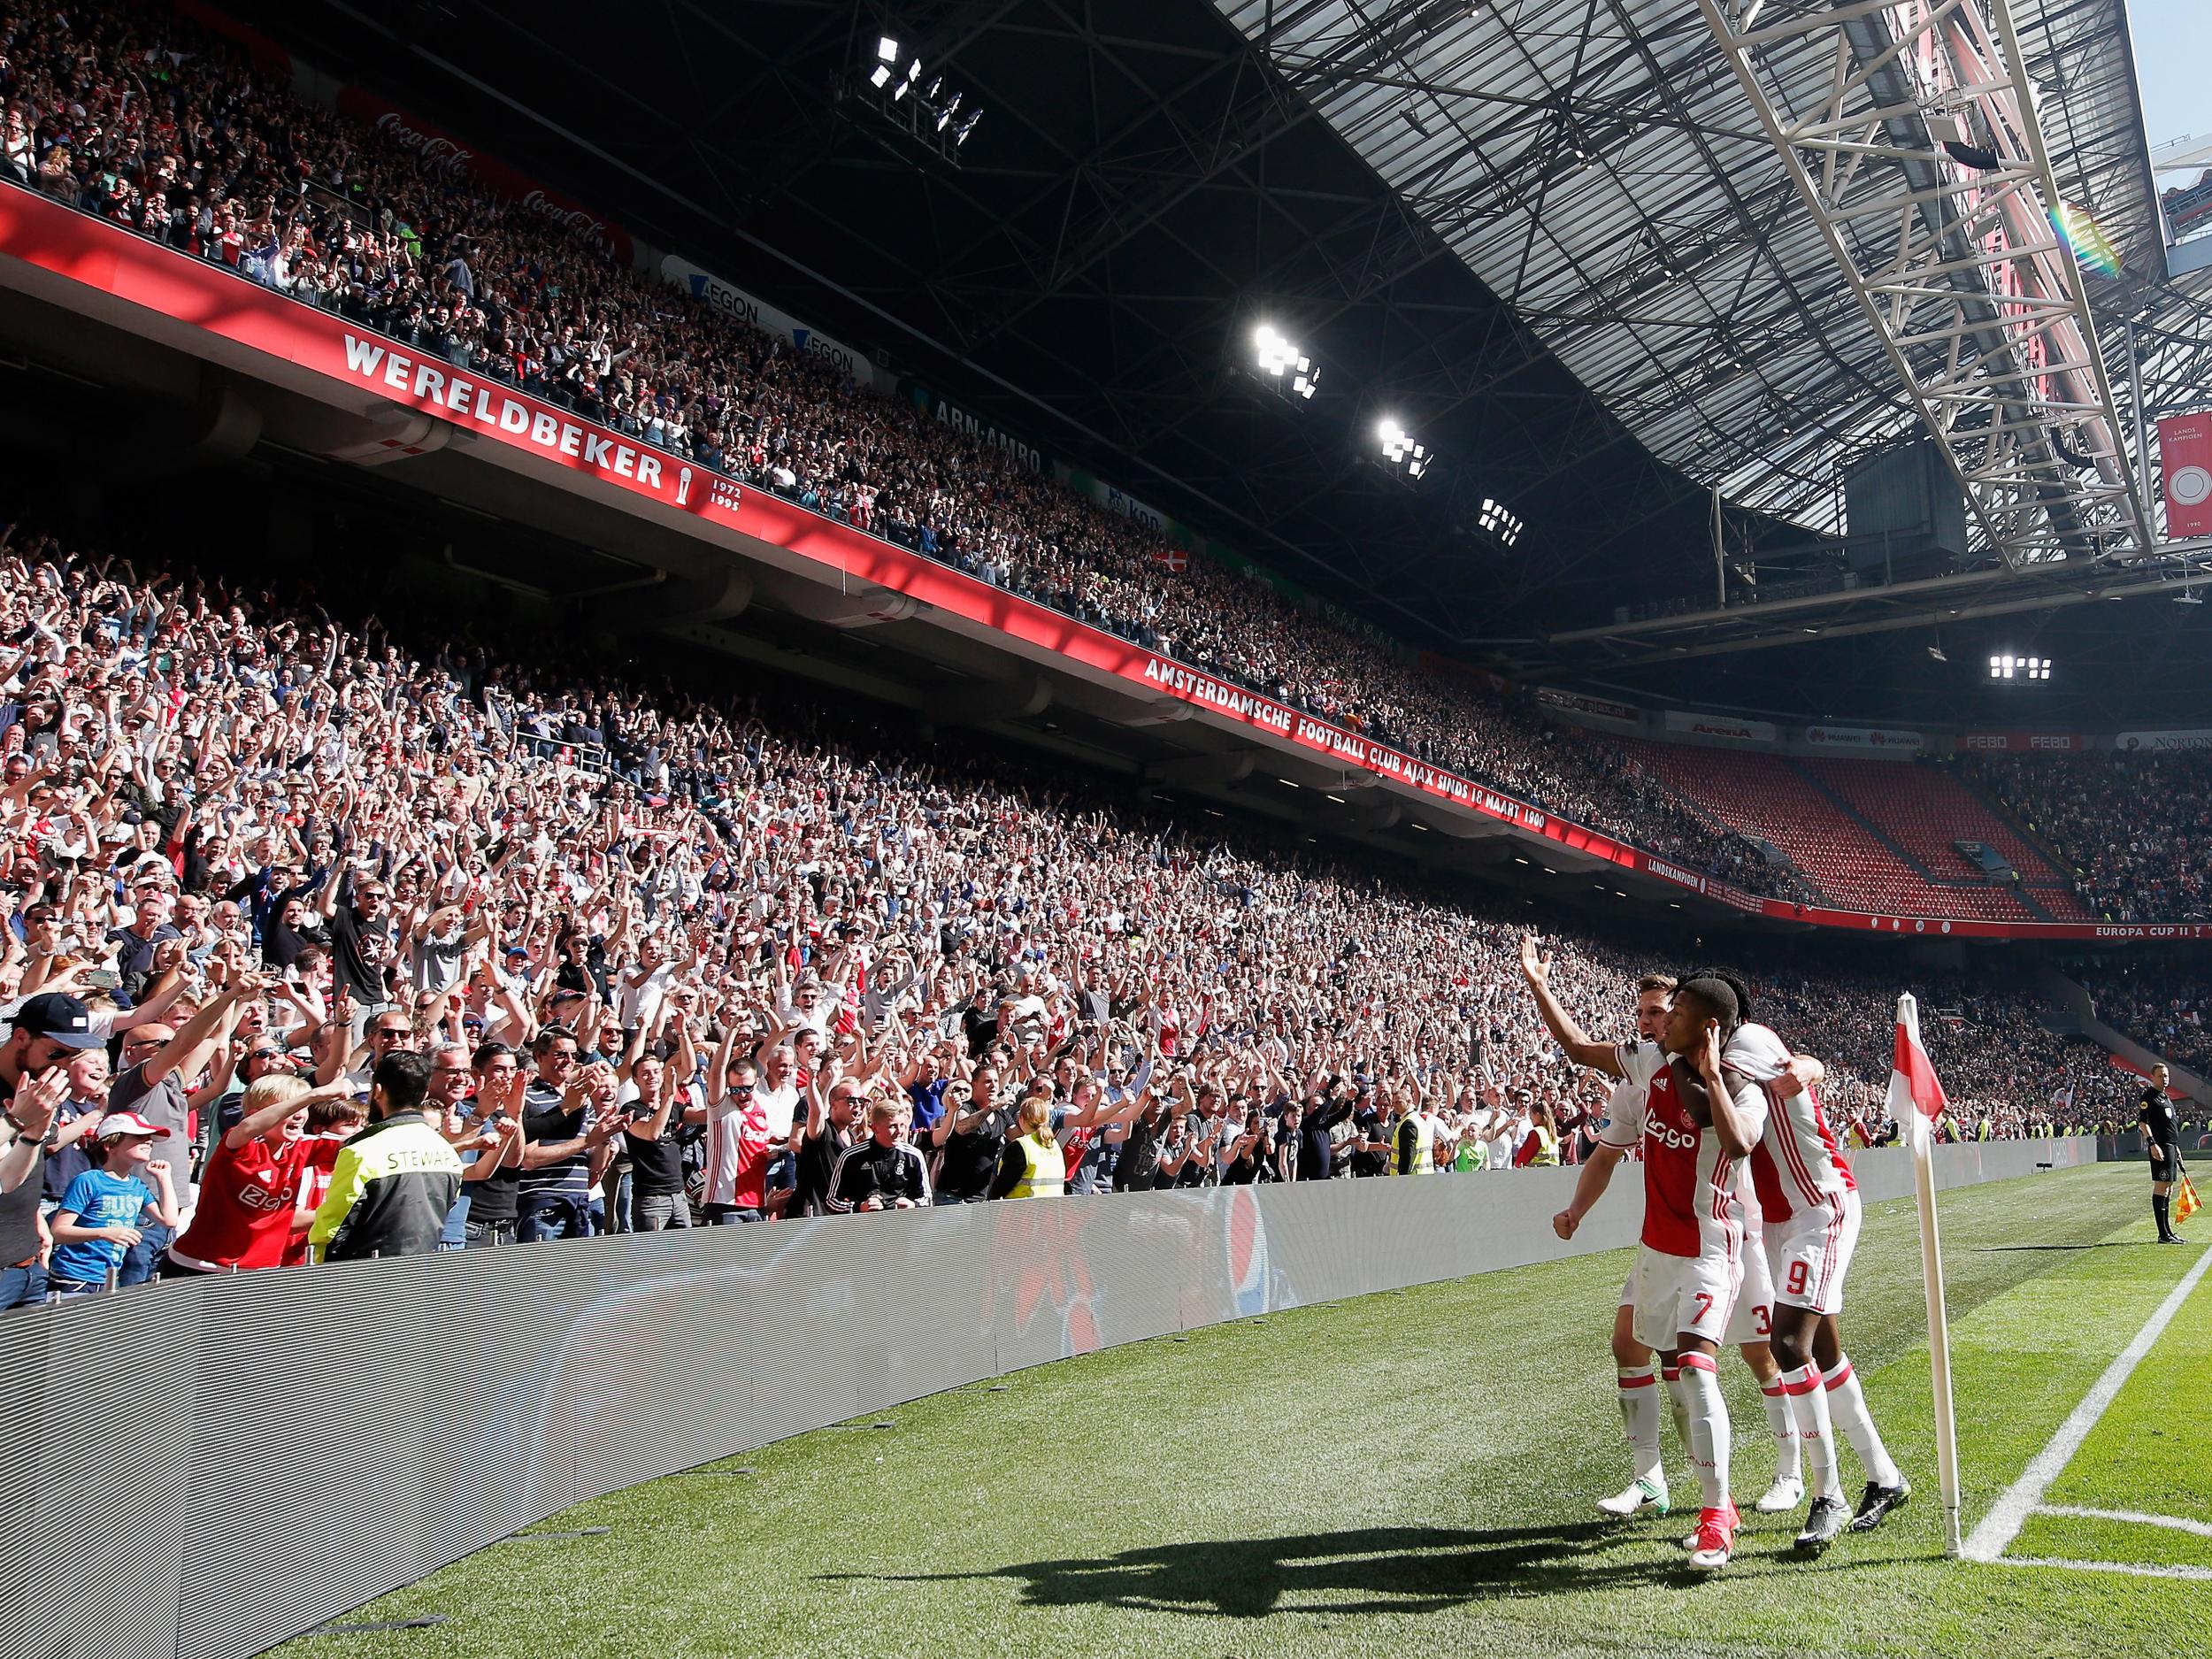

{"left": 1662, "top": 709, "right": 1778, "bottom": 745}
{"left": 1, "top": 187, "right": 2196, "bottom": 945}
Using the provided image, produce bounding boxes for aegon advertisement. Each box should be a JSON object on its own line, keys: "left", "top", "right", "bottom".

{"left": 1663, "top": 710, "right": 1777, "bottom": 745}
{"left": 1804, "top": 725, "right": 1924, "bottom": 754}
{"left": 657, "top": 256, "right": 880, "bottom": 393}
{"left": 333, "top": 87, "right": 634, "bottom": 265}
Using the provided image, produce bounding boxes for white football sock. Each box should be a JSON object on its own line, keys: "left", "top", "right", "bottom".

{"left": 1679, "top": 1354, "right": 1732, "bottom": 1511}
{"left": 1784, "top": 1364, "right": 1841, "bottom": 1498}
{"left": 1824, "top": 1354, "right": 1901, "bottom": 1489}
{"left": 1663, "top": 1363, "right": 1693, "bottom": 1465}
{"left": 1617, "top": 1365, "right": 1663, "bottom": 1486}
{"left": 1761, "top": 1378, "right": 1801, "bottom": 1482}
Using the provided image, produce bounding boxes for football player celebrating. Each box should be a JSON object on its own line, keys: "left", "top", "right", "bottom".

{"left": 1523, "top": 939, "right": 1770, "bottom": 1570}
{"left": 1542, "top": 965, "right": 1801, "bottom": 1524}
{"left": 1685, "top": 968, "right": 1910, "bottom": 1548}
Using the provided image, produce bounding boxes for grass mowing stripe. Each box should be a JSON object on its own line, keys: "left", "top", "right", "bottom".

{"left": 275, "top": 1165, "right": 2209, "bottom": 1659}
{"left": 1962, "top": 1240, "right": 2212, "bottom": 1563}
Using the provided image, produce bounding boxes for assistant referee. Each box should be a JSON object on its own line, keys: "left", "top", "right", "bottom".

{"left": 2140, "top": 1063, "right": 2186, "bottom": 1246}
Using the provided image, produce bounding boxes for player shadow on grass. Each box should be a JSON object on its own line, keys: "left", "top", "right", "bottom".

{"left": 828, "top": 1522, "right": 1895, "bottom": 1618}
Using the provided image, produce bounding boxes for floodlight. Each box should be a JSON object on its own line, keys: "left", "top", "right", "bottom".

{"left": 870, "top": 64, "right": 892, "bottom": 88}
{"left": 1252, "top": 324, "right": 1319, "bottom": 399}
{"left": 1377, "top": 419, "right": 1431, "bottom": 480}
{"left": 878, "top": 35, "right": 900, "bottom": 62}
{"left": 1478, "top": 495, "right": 1523, "bottom": 547}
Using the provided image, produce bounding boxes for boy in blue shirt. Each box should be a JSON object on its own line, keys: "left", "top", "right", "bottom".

{"left": 48, "top": 1113, "right": 180, "bottom": 1299}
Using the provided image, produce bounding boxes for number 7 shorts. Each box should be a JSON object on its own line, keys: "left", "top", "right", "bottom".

{"left": 1628, "top": 1240, "right": 1741, "bottom": 1351}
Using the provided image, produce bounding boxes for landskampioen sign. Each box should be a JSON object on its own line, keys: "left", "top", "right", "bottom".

{"left": 0, "top": 186, "right": 2193, "bottom": 943}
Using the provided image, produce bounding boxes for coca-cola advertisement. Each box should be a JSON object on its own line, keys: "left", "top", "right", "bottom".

{"left": 334, "top": 86, "right": 636, "bottom": 265}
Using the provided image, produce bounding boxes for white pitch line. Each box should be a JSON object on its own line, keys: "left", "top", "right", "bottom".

{"left": 1991, "top": 1555, "right": 2212, "bottom": 1583}
{"left": 2036, "top": 1503, "right": 2212, "bottom": 1540}
{"left": 1962, "top": 1243, "right": 2212, "bottom": 1564}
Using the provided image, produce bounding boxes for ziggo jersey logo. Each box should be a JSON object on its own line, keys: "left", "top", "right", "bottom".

{"left": 1646, "top": 1121, "right": 1701, "bottom": 1153}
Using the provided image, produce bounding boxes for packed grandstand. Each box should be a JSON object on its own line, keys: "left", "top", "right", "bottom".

{"left": 0, "top": 0, "right": 2206, "bottom": 1302}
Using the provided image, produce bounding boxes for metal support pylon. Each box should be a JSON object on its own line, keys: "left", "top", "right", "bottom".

{"left": 1694, "top": 0, "right": 2155, "bottom": 566}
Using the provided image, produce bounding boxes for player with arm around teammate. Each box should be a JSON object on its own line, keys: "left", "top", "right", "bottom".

{"left": 1695, "top": 972, "right": 1910, "bottom": 1551}
{"left": 1520, "top": 940, "right": 1768, "bottom": 1568}
{"left": 1524, "top": 948, "right": 1801, "bottom": 1525}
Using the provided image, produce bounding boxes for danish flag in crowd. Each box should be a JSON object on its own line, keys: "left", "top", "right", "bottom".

{"left": 1887, "top": 994, "right": 1949, "bottom": 1145}
{"left": 1152, "top": 547, "right": 1188, "bottom": 573}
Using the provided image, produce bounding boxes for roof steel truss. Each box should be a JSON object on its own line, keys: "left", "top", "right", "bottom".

{"left": 1695, "top": 0, "right": 2154, "bottom": 566}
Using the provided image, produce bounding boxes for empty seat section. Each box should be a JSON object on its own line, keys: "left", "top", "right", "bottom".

{"left": 1616, "top": 741, "right": 2031, "bottom": 918}
{"left": 1799, "top": 758, "right": 2092, "bottom": 919}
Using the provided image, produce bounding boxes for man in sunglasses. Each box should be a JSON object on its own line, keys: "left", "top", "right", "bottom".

{"left": 698, "top": 1056, "right": 770, "bottom": 1224}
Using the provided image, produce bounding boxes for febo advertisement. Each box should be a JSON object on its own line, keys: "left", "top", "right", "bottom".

{"left": 334, "top": 87, "right": 635, "bottom": 265}
{"left": 657, "top": 256, "right": 881, "bottom": 393}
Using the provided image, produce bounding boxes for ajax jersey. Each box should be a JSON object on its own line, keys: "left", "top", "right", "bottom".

{"left": 1603, "top": 1039, "right": 1769, "bottom": 1261}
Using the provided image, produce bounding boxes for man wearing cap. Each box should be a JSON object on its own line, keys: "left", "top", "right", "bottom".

{"left": 0, "top": 993, "right": 108, "bottom": 1306}
{"left": 0, "top": 991, "right": 105, "bottom": 1188}
{"left": 46, "top": 1111, "right": 180, "bottom": 1298}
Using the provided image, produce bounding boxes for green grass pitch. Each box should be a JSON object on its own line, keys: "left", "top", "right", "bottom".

{"left": 280, "top": 1164, "right": 2210, "bottom": 1659}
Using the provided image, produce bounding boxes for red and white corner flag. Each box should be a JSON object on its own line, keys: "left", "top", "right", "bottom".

{"left": 1889, "top": 991, "right": 1950, "bottom": 1147}
{"left": 1893, "top": 993, "right": 1963, "bottom": 1555}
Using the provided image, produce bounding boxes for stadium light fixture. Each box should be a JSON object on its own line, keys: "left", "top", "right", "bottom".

{"left": 1252, "top": 324, "right": 1319, "bottom": 399}
{"left": 1377, "top": 419, "right": 1432, "bottom": 481}
{"left": 1988, "top": 654, "right": 2052, "bottom": 680}
{"left": 1478, "top": 495, "right": 1524, "bottom": 548}
{"left": 849, "top": 44, "right": 972, "bottom": 165}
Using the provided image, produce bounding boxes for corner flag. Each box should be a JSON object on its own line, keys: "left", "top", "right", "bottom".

{"left": 1889, "top": 993, "right": 1949, "bottom": 1145}
{"left": 1893, "top": 993, "right": 1963, "bottom": 1556}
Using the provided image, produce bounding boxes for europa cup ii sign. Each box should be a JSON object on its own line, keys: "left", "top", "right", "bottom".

{"left": 2159, "top": 412, "right": 2212, "bottom": 539}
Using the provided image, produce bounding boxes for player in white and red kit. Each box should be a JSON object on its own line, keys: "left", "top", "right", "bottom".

{"left": 1730, "top": 1038, "right": 1909, "bottom": 1549}
{"left": 1523, "top": 940, "right": 1768, "bottom": 1569}
{"left": 1547, "top": 972, "right": 1800, "bottom": 1523}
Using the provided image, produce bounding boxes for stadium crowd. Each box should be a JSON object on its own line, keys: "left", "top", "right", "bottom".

{"left": 1972, "top": 752, "right": 2212, "bottom": 922}
{"left": 0, "top": 0, "right": 1801, "bottom": 899}
{"left": 0, "top": 521, "right": 2145, "bottom": 1310}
